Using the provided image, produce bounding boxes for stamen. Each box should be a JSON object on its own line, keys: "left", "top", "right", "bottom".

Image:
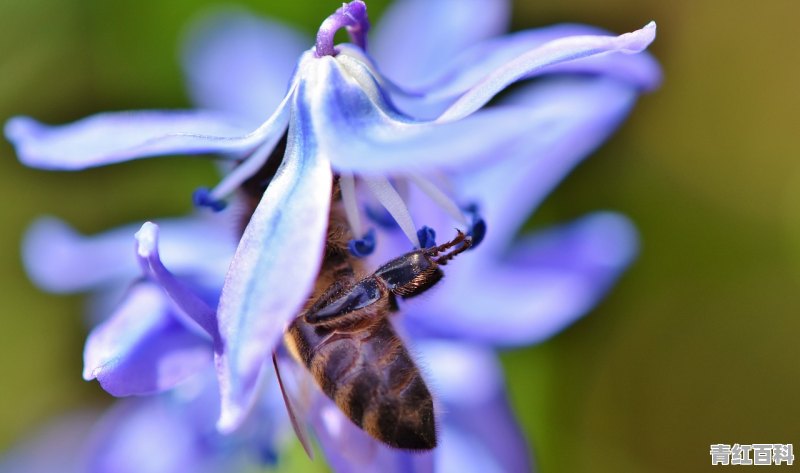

{"left": 417, "top": 226, "right": 437, "bottom": 249}
{"left": 348, "top": 228, "right": 376, "bottom": 257}
{"left": 464, "top": 204, "right": 487, "bottom": 249}
{"left": 339, "top": 173, "right": 362, "bottom": 237}
{"left": 315, "top": 1, "right": 370, "bottom": 57}
{"left": 409, "top": 174, "right": 468, "bottom": 225}
{"left": 206, "top": 134, "right": 284, "bottom": 203}
{"left": 193, "top": 187, "right": 227, "bottom": 212}
{"left": 363, "top": 176, "right": 421, "bottom": 248}
{"left": 134, "top": 222, "right": 220, "bottom": 344}
{"left": 393, "top": 177, "right": 410, "bottom": 203}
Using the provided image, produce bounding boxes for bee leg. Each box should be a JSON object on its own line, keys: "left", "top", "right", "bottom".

{"left": 430, "top": 231, "right": 473, "bottom": 266}
{"left": 424, "top": 229, "right": 468, "bottom": 257}
{"left": 273, "top": 353, "right": 314, "bottom": 459}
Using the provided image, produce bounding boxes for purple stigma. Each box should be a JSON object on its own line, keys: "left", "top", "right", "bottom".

{"left": 315, "top": 1, "right": 370, "bottom": 57}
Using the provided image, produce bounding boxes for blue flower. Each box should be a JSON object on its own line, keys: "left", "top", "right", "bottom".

{"left": 12, "top": 216, "right": 289, "bottom": 472}
{"left": 6, "top": 0, "right": 660, "bottom": 471}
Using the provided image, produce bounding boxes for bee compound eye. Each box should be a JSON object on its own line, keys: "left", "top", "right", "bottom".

{"left": 309, "top": 278, "right": 382, "bottom": 321}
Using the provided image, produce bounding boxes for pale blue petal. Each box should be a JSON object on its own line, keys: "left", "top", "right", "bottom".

{"left": 215, "top": 90, "right": 332, "bottom": 432}
{"left": 83, "top": 283, "right": 212, "bottom": 396}
{"left": 182, "top": 9, "right": 309, "bottom": 125}
{"left": 310, "top": 395, "right": 434, "bottom": 473}
{"left": 6, "top": 88, "right": 297, "bottom": 170}
{"left": 406, "top": 212, "right": 639, "bottom": 345}
{"left": 304, "top": 54, "right": 545, "bottom": 173}
{"left": 418, "top": 341, "right": 531, "bottom": 473}
{"left": 4, "top": 111, "right": 261, "bottom": 170}
{"left": 22, "top": 215, "right": 233, "bottom": 293}
{"left": 438, "top": 21, "right": 657, "bottom": 121}
{"left": 371, "top": 0, "right": 510, "bottom": 88}
{"left": 416, "top": 23, "right": 660, "bottom": 99}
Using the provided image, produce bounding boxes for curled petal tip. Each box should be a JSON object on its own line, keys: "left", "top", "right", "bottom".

{"left": 134, "top": 222, "right": 159, "bottom": 258}
{"left": 620, "top": 21, "right": 657, "bottom": 53}
{"left": 584, "top": 211, "right": 640, "bottom": 265}
{"left": 82, "top": 366, "right": 95, "bottom": 381}
{"left": 4, "top": 116, "right": 41, "bottom": 163}
{"left": 4, "top": 116, "right": 33, "bottom": 140}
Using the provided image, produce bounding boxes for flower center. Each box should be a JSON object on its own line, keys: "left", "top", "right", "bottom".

{"left": 315, "top": 1, "right": 370, "bottom": 57}
{"left": 340, "top": 173, "right": 486, "bottom": 257}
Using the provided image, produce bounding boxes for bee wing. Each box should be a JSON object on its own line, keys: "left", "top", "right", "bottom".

{"left": 272, "top": 353, "right": 315, "bottom": 459}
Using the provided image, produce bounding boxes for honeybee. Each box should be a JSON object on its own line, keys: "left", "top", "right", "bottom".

{"left": 236, "top": 147, "right": 471, "bottom": 450}
{"left": 286, "top": 214, "right": 471, "bottom": 450}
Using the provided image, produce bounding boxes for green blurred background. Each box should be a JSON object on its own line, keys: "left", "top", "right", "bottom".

{"left": 1, "top": 0, "right": 798, "bottom": 472}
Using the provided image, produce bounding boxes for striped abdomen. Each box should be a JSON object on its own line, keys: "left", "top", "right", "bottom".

{"left": 288, "top": 316, "right": 436, "bottom": 450}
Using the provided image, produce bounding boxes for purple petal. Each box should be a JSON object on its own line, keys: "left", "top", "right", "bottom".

{"left": 5, "top": 111, "right": 260, "bottom": 170}
{"left": 135, "top": 222, "right": 220, "bottom": 343}
{"left": 371, "top": 0, "right": 510, "bottom": 88}
{"left": 182, "top": 9, "right": 309, "bottom": 125}
{"left": 310, "top": 394, "right": 434, "bottom": 473}
{"left": 81, "top": 371, "right": 284, "bottom": 472}
{"left": 0, "top": 411, "right": 98, "bottom": 473}
{"left": 83, "top": 283, "right": 212, "bottom": 396}
{"left": 438, "top": 21, "right": 657, "bottom": 121}
{"left": 417, "top": 341, "right": 531, "bottom": 473}
{"left": 418, "top": 341, "right": 503, "bottom": 407}
{"left": 22, "top": 216, "right": 233, "bottom": 293}
{"left": 84, "top": 396, "right": 228, "bottom": 473}
{"left": 215, "top": 93, "right": 332, "bottom": 432}
{"left": 303, "top": 54, "right": 546, "bottom": 173}
{"left": 406, "top": 212, "right": 639, "bottom": 345}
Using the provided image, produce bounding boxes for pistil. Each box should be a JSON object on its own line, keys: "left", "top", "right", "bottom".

{"left": 315, "top": 1, "right": 370, "bottom": 58}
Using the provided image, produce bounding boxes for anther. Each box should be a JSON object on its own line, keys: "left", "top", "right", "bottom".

{"left": 464, "top": 204, "right": 486, "bottom": 249}
{"left": 417, "top": 226, "right": 437, "bottom": 249}
{"left": 348, "top": 228, "right": 376, "bottom": 257}
{"left": 192, "top": 187, "right": 227, "bottom": 212}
